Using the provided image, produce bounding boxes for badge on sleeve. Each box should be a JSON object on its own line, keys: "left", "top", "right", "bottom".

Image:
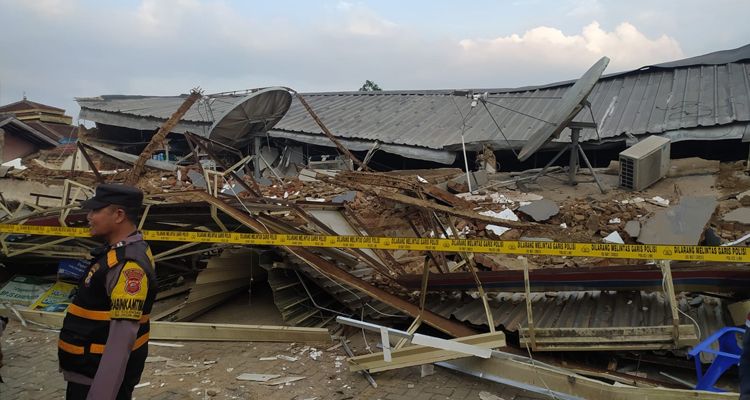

{"left": 123, "top": 268, "right": 144, "bottom": 295}
{"left": 110, "top": 261, "right": 148, "bottom": 320}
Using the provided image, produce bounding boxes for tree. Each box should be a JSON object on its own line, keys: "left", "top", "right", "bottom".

{"left": 358, "top": 80, "right": 382, "bottom": 92}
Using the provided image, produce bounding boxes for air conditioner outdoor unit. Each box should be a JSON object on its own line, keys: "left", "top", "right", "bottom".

{"left": 619, "top": 136, "right": 671, "bottom": 190}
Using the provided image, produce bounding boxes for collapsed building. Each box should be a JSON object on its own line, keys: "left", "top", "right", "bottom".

{"left": 75, "top": 43, "right": 750, "bottom": 171}
{"left": 1, "top": 44, "right": 750, "bottom": 398}
{"left": 0, "top": 98, "right": 77, "bottom": 166}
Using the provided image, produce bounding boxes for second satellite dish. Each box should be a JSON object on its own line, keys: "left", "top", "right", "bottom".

{"left": 208, "top": 87, "right": 292, "bottom": 149}
{"left": 517, "top": 57, "right": 610, "bottom": 162}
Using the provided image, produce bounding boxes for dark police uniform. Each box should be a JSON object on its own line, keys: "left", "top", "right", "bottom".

{"left": 58, "top": 184, "right": 157, "bottom": 400}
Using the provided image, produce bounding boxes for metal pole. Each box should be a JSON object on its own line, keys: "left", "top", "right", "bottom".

{"left": 577, "top": 145, "right": 606, "bottom": 194}
{"left": 461, "top": 134, "right": 472, "bottom": 193}
{"left": 254, "top": 136, "right": 262, "bottom": 180}
{"left": 568, "top": 128, "right": 580, "bottom": 185}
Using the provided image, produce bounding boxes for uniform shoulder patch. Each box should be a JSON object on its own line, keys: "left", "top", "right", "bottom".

{"left": 123, "top": 267, "right": 144, "bottom": 295}
{"left": 106, "top": 249, "right": 118, "bottom": 268}
{"left": 145, "top": 246, "right": 155, "bottom": 268}
{"left": 110, "top": 261, "right": 149, "bottom": 320}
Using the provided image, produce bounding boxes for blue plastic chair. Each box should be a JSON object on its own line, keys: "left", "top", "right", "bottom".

{"left": 688, "top": 326, "right": 744, "bottom": 392}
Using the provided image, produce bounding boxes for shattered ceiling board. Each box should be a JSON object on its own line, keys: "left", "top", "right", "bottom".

{"left": 517, "top": 199, "right": 559, "bottom": 222}
{"left": 637, "top": 196, "right": 717, "bottom": 245}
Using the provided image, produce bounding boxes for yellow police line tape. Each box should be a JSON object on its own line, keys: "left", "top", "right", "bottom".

{"left": 0, "top": 223, "right": 748, "bottom": 263}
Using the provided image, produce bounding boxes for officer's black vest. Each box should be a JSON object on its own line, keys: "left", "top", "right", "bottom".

{"left": 58, "top": 235, "right": 157, "bottom": 388}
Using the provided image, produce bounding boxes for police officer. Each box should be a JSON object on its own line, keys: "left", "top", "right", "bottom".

{"left": 58, "top": 184, "right": 158, "bottom": 400}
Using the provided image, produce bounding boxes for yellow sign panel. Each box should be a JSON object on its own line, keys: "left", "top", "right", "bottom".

{"left": 1, "top": 223, "right": 748, "bottom": 263}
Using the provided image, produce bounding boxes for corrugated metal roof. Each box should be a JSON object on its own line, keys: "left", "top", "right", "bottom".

{"left": 427, "top": 291, "right": 729, "bottom": 350}
{"left": 271, "top": 61, "right": 750, "bottom": 150}
{"left": 76, "top": 44, "right": 750, "bottom": 153}
{"left": 77, "top": 94, "right": 236, "bottom": 137}
{"left": 78, "top": 94, "right": 238, "bottom": 123}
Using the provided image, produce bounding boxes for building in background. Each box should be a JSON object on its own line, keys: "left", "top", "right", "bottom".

{"left": 0, "top": 97, "right": 77, "bottom": 145}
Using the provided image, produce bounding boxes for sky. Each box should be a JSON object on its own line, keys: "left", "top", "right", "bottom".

{"left": 0, "top": 0, "right": 748, "bottom": 122}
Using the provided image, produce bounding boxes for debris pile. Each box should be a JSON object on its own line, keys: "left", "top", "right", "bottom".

{"left": 2, "top": 82, "right": 750, "bottom": 398}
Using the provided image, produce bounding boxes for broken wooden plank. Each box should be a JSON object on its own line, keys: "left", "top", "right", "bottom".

{"left": 348, "top": 332, "right": 505, "bottom": 373}
{"left": 370, "top": 187, "right": 533, "bottom": 229}
{"left": 198, "top": 192, "right": 476, "bottom": 338}
{"left": 323, "top": 174, "right": 534, "bottom": 228}
{"left": 421, "top": 185, "right": 475, "bottom": 209}
{"left": 519, "top": 325, "right": 699, "bottom": 351}
{"left": 523, "top": 342, "right": 698, "bottom": 352}
{"left": 7, "top": 309, "right": 330, "bottom": 343}
{"left": 519, "top": 325, "right": 698, "bottom": 340}
{"left": 293, "top": 91, "right": 366, "bottom": 171}
{"left": 127, "top": 89, "right": 202, "bottom": 184}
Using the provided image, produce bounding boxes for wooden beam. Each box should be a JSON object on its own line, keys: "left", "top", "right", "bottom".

{"left": 322, "top": 173, "right": 534, "bottom": 228}
{"left": 519, "top": 325, "right": 698, "bottom": 340}
{"left": 660, "top": 260, "right": 681, "bottom": 345}
{"left": 520, "top": 342, "right": 698, "bottom": 352}
{"left": 293, "top": 92, "right": 367, "bottom": 171}
{"left": 5, "top": 309, "right": 330, "bottom": 343}
{"left": 421, "top": 185, "right": 474, "bottom": 209}
{"left": 126, "top": 89, "right": 202, "bottom": 184}
{"left": 76, "top": 140, "right": 103, "bottom": 183}
{"left": 394, "top": 316, "right": 422, "bottom": 351}
{"left": 370, "top": 187, "right": 535, "bottom": 229}
{"left": 519, "top": 325, "right": 699, "bottom": 351}
{"left": 197, "top": 192, "right": 477, "bottom": 338}
{"left": 348, "top": 332, "right": 506, "bottom": 373}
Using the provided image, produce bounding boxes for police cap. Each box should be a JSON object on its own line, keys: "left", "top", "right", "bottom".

{"left": 80, "top": 183, "right": 144, "bottom": 210}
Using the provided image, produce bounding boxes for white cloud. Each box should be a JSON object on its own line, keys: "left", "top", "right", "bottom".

{"left": 566, "top": 0, "right": 603, "bottom": 18}
{"left": 0, "top": 0, "right": 696, "bottom": 120}
{"left": 458, "top": 21, "right": 683, "bottom": 72}
{"left": 334, "top": 1, "right": 397, "bottom": 36}
{"left": 19, "top": 0, "right": 75, "bottom": 17}
{"left": 336, "top": 1, "right": 353, "bottom": 11}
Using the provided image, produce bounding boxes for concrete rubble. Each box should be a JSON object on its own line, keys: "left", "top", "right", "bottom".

{"left": 723, "top": 207, "right": 750, "bottom": 225}
{"left": 638, "top": 196, "right": 718, "bottom": 245}
{"left": 624, "top": 220, "right": 641, "bottom": 238}
{"left": 516, "top": 199, "right": 559, "bottom": 222}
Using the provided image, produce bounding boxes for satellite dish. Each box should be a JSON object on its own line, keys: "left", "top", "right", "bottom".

{"left": 208, "top": 87, "right": 292, "bottom": 148}
{"left": 517, "top": 57, "right": 610, "bottom": 162}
